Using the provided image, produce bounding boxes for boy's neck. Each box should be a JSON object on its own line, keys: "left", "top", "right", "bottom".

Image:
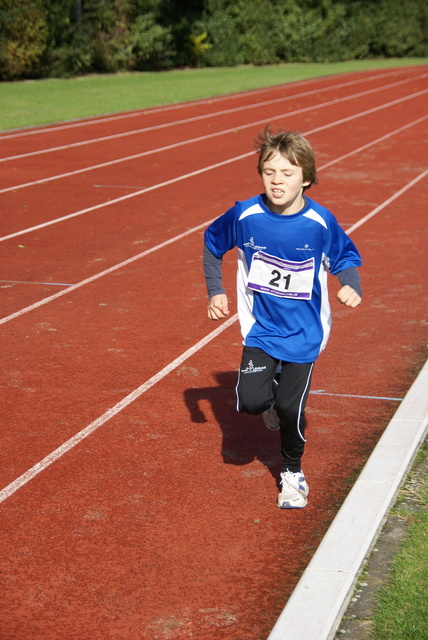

{"left": 264, "top": 194, "right": 307, "bottom": 215}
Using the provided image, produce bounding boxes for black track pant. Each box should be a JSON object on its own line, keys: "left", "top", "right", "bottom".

{"left": 236, "top": 346, "right": 314, "bottom": 473}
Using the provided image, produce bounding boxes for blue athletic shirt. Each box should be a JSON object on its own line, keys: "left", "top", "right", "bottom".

{"left": 204, "top": 194, "right": 362, "bottom": 363}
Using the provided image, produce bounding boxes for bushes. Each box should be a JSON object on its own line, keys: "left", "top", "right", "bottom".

{"left": 366, "top": 0, "right": 428, "bottom": 57}
{"left": 201, "top": 0, "right": 428, "bottom": 67}
{"left": 0, "top": 0, "right": 427, "bottom": 80}
{"left": 127, "top": 14, "right": 174, "bottom": 70}
{"left": 0, "top": 0, "right": 48, "bottom": 80}
{"left": 274, "top": 1, "right": 351, "bottom": 63}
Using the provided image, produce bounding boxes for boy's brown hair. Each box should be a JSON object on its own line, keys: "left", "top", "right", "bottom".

{"left": 255, "top": 126, "right": 318, "bottom": 191}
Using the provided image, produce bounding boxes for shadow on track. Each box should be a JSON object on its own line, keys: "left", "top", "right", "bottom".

{"left": 184, "top": 371, "right": 283, "bottom": 485}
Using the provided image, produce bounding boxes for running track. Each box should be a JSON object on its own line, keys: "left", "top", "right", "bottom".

{"left": 0, "top": 66, "right": 427, "bottom": 639}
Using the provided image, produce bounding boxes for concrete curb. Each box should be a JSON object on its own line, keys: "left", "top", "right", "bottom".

{"left": 267, "top": 357, "right": 428, "bottom": 640}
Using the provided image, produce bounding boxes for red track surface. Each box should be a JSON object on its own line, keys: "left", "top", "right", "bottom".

{"left": 0, "top": 67, "right": 427, "bottom": 639}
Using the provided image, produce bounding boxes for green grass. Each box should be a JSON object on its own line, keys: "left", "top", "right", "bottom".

{"left": 372, "top": 460, "right": 428, "bottom": 640}
{"left": 0, "top": 58, "right": 427, "bottom": 131}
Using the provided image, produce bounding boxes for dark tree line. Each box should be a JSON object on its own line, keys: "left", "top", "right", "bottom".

{"left": 1, "top": 0, "right": 427, "bottom": 80}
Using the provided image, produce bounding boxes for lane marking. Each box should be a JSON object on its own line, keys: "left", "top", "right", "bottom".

{"left": 1, "top": 99, "right": 426, "bottom": 242}
{"left": 0, "top": 68, "right": 413, "bottom": 142}
{"left": 0, "top": 154, "right": 245, "bottom": 243}
{"left": 1, "top": 125, "right": 426, "bottom": 326}
{"left": 0, "top": 280, "right": 74, "bottom": 286}
{"left": 346, "top": 168, "right": 428, "bottom": 235}
{"left": 0, "top": 313, "right": 239, "bottom": 504}
{"left": 305, "top": 114, "right": 427, "bottom": 170}
{"left": 92, "top": 184, "right": 144, "bottom": 190}
{"left": 310, "top": 390, "right": 402, "bottom": 402}
{"left": 0, "top": 218, "right": 216, "bottom": 325}
{"left": 0, "top": 146, "right": 425, "bottom": 501}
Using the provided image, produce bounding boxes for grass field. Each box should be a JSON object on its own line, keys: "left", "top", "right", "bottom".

{"left": 372, "top": 449, "right": 428, "bottom": 640}
{"left": 0, "top": 58, "right": 427, "bottom": 131}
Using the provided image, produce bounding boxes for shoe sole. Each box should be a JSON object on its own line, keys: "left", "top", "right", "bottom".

{"left": 278, "top": 500, "right": 308, "bottom": 509}
{"left": 277, "top": 496, "right": 308, "bottom": 509}
{"left": 266, "top": 423, "right": 280, "bottom": 431}
{"left": 277, "top": 485, "right": 308, "bottom": 509}
{"left": 262, "top": 410, "right": 280, "bottom": 431}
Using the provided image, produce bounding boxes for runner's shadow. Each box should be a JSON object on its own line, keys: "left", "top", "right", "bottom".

{"left": 184, "top": 371, "right": 281, "bottom": 483}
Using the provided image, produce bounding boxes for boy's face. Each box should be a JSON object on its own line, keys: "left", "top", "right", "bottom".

{"left": 261, "top": 151, "right": 310, "bottom": 215}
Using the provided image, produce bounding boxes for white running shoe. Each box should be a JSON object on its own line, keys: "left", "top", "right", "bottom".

{"left": 277, "top": 470, "right": 309, "bottom": 509}
{"left": 263, "top": 406, "right": 280, "bottom": 431}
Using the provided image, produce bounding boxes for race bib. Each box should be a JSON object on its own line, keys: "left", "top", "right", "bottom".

{"left": 247, "top": 251, "right": 315, "bottom": 299}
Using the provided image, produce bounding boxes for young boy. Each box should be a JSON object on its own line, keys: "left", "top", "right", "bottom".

{"left": 203, "top": 127, "right": 362, "bottom": 509}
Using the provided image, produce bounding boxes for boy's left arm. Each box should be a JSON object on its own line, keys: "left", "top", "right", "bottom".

{"left": 336, "top": 266, "right": 362, "bottom": 308}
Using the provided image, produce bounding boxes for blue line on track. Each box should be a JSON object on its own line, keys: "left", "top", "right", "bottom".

{"left": 0, "top": 280, "right": 73, "bottom": 286}
{"left": 310, "top": 390, "right": 403, "bottom": 402}
{"left": 92, "top": 184, "right": 144, "bottom": 190}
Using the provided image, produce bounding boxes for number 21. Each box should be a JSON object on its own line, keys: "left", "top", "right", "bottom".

{"left": 269, "top": 270, "right": 291, "bottom": 290}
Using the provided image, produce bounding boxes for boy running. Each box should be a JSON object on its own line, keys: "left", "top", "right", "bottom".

{"left": 203, "top": 127, "right": 362, "bottom": 509}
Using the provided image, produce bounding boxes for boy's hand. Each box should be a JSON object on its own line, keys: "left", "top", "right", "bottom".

{"left": 337, "top": 285, "right": 362, "bottom": 308}
{"left": 208, "top": 294, "right": 230, "bottom": 320}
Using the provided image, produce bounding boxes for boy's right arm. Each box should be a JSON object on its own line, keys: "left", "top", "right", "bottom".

{"left": 203, "top": 243, "right": 230, "bottom": 320}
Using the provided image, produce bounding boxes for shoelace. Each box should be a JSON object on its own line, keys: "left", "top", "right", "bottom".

{"left": 280, "top": 471, "right": 301, "bottom": 489}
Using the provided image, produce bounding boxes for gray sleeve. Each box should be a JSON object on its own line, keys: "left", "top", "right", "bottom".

{"left": 204, "top": 243, "right": 226, "bottom": 298}
{"left": 337, "top": 266, "right": 362, "bottom": 297}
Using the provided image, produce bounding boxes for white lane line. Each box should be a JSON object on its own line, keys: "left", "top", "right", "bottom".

{"left": 1, "top": 130, "right": 426, "bottom": 327}
{"left": 346, "top": 168, "right": 428, "bottom": 235}
{"left": 1, "top": 91, "right": 426, "bottom": 239}
{"left": 1, "top": 72, "right": 425, "bottom": 168}
{"left": 0, "top": 217, "right": 216, "bottom": 326}
{"left": 0, "top": 313, "right": 239, "bottom": 504}
{"left": 0, "top": 164, "right": 425, "bottom": 502}
{"left": 0, "top": 129, "right": 252, "bottom": 193}
{"left": 0, "top": 154, "right": 247, "bottom": 243}
{"left": 0, "top": 68, "right": 410, "bottom": 142}
{"left": 305, "top": 114, "right": 427, "bottom": 169}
